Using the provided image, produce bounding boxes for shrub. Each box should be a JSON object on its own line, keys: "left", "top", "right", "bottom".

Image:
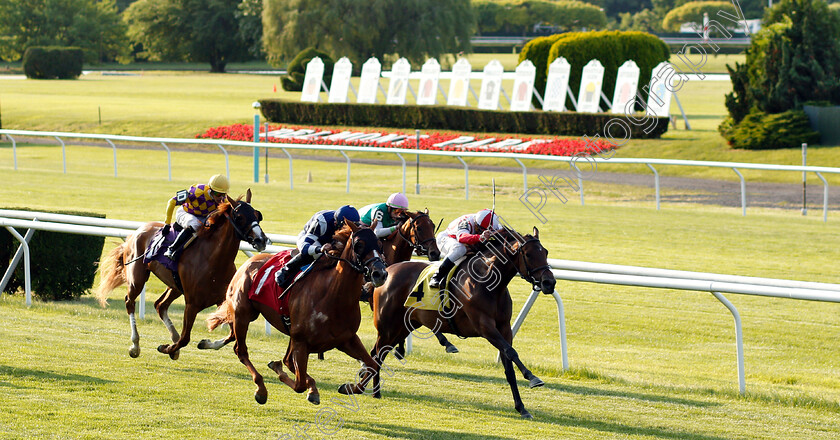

{"left": 519, "top": 34, "right": 567, "bottom": 108}
{"left": 0, "top": 209, "right": 105, "bottom": 301}
{"left": 258, "top": 99, "right": 670, "bottom": 139}
{"left": 474, "top": 0, "right": 606, "bottom": 35}
{"left": 546, "top": 30, "right": 670, "bottom": 112}
{"left": 719, "top": 109, "right": 820, "bottom": 150}
{"left": 280, "top": 47, "right": 335, "bottom": 92}
{"left": 22, "top": 46, "right": 84, "bottom": 79}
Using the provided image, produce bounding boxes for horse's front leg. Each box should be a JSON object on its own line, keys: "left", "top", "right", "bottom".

{"left": 274, "top": 340, "right": 319, "bottom": 404}
{"left": 336, "top": 335, "right": 381, "bottom": 396}
{"left": 478, "top": 317, "right": 541, "bottom": 418}
{"left": 232, "top": 313, "right": 268, "bottom": 404}
{"left": 157, "top": 302, "right": 199, "bottom": 360}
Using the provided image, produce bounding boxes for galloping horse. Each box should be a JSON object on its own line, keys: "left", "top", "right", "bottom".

{"left": 202, "top": 220, "right": 387, "bottom": 405}
{"left": 96, "top": 190, "right": 268, "bottom": 359}
{"left": 354, "top": 227, "right": 556, "bottom": 418}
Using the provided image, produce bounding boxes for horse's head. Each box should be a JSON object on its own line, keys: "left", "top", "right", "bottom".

{"left": 345, "top": 219, "right": 388, "bottom": 286}
{"left": 399, "top": 208, "right": 441, "bottom": 261}
{"left": 225, "top": 189, "right": 269, "bottom": 252}
{"left": 507, "top": 227, "right": 555, "bottom": 295}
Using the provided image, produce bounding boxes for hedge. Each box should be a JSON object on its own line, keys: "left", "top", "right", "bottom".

{"left": 281, "top": 47, "right": 335, "bottom": 92}
{"left": 0, "top": 209, "right": 106, "bottom": 301}
{"left": 549, "top": 31, "right": 670, "bottom": 113}
{"left": 22, "top": 46, "right": 84, "bottom": 80}
{"left": 259, "top": 99, "right": 670, "bottom": 139}
{"left": 518, "top": 34, "right": 567, "bottom": 108}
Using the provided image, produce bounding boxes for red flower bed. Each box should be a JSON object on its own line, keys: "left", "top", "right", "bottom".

{"left": 196, "top": 123, "right": 614, "bottom": 157}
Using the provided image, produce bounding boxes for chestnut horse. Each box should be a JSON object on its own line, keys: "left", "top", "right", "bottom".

{"left": 96, "top": 190, "right": 268, "bottom": 359}
{"left": 356, "top": 227, "right": 556, "bottom": 419}
{"left": 203, "top": 220, "right": 387, "bottom": 405}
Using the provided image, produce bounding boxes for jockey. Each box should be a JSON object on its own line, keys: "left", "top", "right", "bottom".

{"left": 274, "top": 205, "right": 361, "bottom": 289}
{"left": 162, "top": 174, "right": 229, "bottom": 260}
{"left": 429, "top": 208, "right": 502, "bottom": 288}
{"left": 359, "top": 192, "right": 409, "bottom": 238}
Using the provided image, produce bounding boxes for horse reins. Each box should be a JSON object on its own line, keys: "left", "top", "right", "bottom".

{"left": 324, "top": 234, "right": 385, "bottom": 281}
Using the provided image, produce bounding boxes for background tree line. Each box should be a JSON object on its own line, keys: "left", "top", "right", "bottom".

{"left": 3, "top": 0, "right": 840, "bottom": 72}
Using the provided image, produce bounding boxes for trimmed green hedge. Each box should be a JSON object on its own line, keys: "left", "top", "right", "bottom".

{"left": 0, "top": 209, "right": 105, "bottom": 301}
{"left": 547, "top": 31, "right": 670, "bottom": 113}
{"left": 22, "top": 46, "right": 84, "bottom": 80}
{"left": 719, "top": 109, "right": 820, "bottom": 150}
{"left": 281, "top": 47, "right": 335, "bottom": 92}
{"left": 259, "top": 99, "right": 669, "bottom": 139}
{"left": 518, "top": 34, "right": 567, "bottom": 108}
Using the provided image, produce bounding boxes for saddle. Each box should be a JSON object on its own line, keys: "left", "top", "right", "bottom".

{"left": 404, "top": 260, "right": 461, "bottom": 312}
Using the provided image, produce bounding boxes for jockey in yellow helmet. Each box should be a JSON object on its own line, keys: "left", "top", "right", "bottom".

{"left": 162, "top": 174, "right": 230, "bottom": 260}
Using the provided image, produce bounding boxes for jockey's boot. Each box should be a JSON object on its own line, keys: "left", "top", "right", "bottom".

{"left": 163, "top": 227, "right": 195, "bottom": 260}
{"left": 360, "top": 282, "right": 375, "bottom": 303}
{"left": 428, "top": 258, "right": 455, "bottom": 289}
{"left": 275, "top": 253, "right": 306, "bottom": 289}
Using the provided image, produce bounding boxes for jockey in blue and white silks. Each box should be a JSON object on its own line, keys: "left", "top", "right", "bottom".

{"left": 274, "top": 205, "right": 361, "bottom": 288}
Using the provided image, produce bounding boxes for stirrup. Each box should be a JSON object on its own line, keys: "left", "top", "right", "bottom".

{"left": 429, "top": 274, "right": 444, "bottom": 288}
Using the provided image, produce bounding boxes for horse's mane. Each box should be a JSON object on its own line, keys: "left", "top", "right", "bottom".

{"left": 197, "top": 196, "right": 242, "bottom": 238}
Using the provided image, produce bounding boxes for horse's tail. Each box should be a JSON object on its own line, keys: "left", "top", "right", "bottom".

{"left": 96, "top": 243, "right": 127, "bottom": 307}
{"left": 207, "top": 298, "right": 234, "bottom": 331}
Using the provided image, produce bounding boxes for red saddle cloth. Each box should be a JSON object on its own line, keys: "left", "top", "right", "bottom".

{"left": 248, "top": 250, "right": 295, "bottom": 316}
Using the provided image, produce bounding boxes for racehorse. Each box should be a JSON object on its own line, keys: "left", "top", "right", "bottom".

{"left": 353, "top": 226, "right": 555, "bottom": 419}
{"left": 96, "top": 190, "right": 268, "bottom": 359}
{"left": 202, "top": 220, "right": 387, "bottom": 405}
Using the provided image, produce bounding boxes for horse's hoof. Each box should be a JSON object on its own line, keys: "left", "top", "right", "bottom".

{"left": 197, "top": 339, "right": 210, "bottom": 349}
{"left": 255, "top": 392, "right": 267, "bottom": 405}
{"left": 445, "top": 345, "right": 459, "bottom": 354}
{"left": 394, "top": 347, "right": 405, "bottom": 360}
{"left": 157, "top": 344, "right": 168, "bottom": 354}
{"left": 169, "top": 350, "right": 180, "bottom": 361}
{"left": 373, "top": 391, "right": 382, "bottom": 399}
{"left": 529, "top": 376, "right": 545, "bottom": 388}
{"left": 520, "top": 409, "right": 533, "bottom": 419}
{"left": 128, "top": 346, "right": 140, "bottom": 358}
{"left": 337, "top": 384, "right": 349, "bottom": 395}
{"left": 307, "top": 392, "right": 320, "bottom": 405}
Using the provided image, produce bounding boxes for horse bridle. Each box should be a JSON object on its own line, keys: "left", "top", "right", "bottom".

{"left": 325, "top": 232, "right": 385, "bottom": 281}
{"left": 512, "top": 237, "right": 552, "bottom": 290}
{"left": 395, "top": 213, "right": 436, "bottom": 256}
{"left": 224, "top": 202, "right": 266, "bottom": 248}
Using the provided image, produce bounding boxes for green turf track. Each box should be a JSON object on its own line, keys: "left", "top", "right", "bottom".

{"left": 0, "top": 144, "right": 838, "bottom": 439}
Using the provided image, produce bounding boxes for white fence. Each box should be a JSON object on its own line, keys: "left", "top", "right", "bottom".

{"left": 3, "top": 209, "right": 840, "bottom": 395}
{"left": 3, "top": 129, "right": 840, "bottom": 221}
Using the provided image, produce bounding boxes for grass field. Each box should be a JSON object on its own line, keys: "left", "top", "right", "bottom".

{"left": 1, "top": 145, "right": 839, "bottom": 439}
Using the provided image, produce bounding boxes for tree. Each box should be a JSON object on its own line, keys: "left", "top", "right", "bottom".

{"left": 124, "top": 0, "right": 255, "bottom": 72}
{"left": 474, "top": 1, "right": 607, "bottom": 35}
{"left": 263, "top": 0, "right": 474, "bottom": 67}
{"left": 662, "top": 1, "right": 737, "bottom": 33}
{"left": 0, "top": 0, "right": 128, "bottom": 62}
{"left": 617, "top": 8, "right": 663, "bottom": 32}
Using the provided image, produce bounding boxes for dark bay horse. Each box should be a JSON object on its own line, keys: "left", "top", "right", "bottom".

{"left": 355, "top": 227, "right": 556, "bottom": 419}
{"left": 96, "top": 190, "right": 268, "bottom": 359}
{"left": 203, "top": 220, "right": 387, "bottom": 405}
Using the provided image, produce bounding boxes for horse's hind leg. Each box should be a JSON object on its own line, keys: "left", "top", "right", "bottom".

{"left": 435, "top": 331, "right": 459, "bottom": 353}
{"left": 124, "top": 264, "right": 151, "bottom": 358}
{"left": 154, "top": 288, "right": 183, "bottom": 358}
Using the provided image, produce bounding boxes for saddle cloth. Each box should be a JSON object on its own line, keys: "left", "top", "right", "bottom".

{"left": 404, "top": 262, "right": 460, "bottom": 311}
{"left": 143, "top": 226, "right": 179, "bottom": 272}
{"left": 248, "top": 250, "right": 313, "bottom": 316}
